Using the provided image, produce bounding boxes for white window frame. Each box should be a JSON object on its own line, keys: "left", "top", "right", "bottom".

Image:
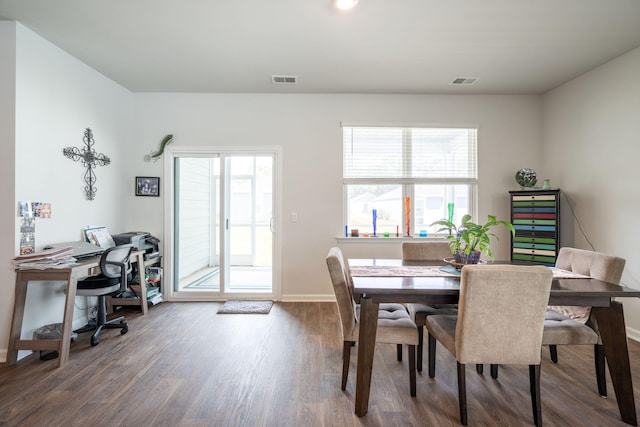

{"left": 342, "top": 124, "right": 478, "bottom": 237}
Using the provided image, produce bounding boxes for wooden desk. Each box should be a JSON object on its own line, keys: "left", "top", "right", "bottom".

{"left": 7, "top": 257, "right": 100, "bottom": 368}
{"left": 349, "top": 259, "right": 640, "bottom": 426}
{"left": 6, "top": 250, "right": 151, "bottom": 367}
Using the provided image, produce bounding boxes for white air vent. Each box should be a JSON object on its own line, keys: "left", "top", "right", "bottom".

{"left": 451, "top": 77, "right": 478, "bottom": 85}
{"left": 271, "top": 75, "right": 298, "bottom": 84}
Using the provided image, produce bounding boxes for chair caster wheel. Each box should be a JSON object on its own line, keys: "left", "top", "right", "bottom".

{"left": 121, "top": 325, "right": 128, "bottom": 335}
{"left": 91, "top": 337, "right": 99, "bottom": 346}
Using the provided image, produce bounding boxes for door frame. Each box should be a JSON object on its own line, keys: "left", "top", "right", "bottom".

{"left": 163, "top": 145, "right": 282, "bottom": 301}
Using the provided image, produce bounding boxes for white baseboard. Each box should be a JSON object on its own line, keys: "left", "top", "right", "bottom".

{"left": 626, "top": 326, "right": 640, "bottom": 343}
{"left": 280, "top": 294, "right": 335, "bottom": 302}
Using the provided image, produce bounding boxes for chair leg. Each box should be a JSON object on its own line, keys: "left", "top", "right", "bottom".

{"left": 549, "top": 345, "right": 558, "bottom": 363}
{"left": 428, "top": 333, "right": 436, "bottom": 378}
{"left": 476, "top": 364, "right": 483, "bottom": 374}
{"left": 341, "top": 341, "right": 351, "bottom": 390}
{"left": 397, "top": 343, "right": 403, "bottom": 362}
{"left": 529, "top": 364, "right": 543, "bottom": 427}
{"left": 74, "top": 295, "right": 127, "bottom": 346}
{"left": 594, "top": 344, "right": 607, "bottom": 397}
{"left": 409, "top": 345, "right": 416, "bottom": 397}
{"left": 457, "top": 362, "right": 468, "bottom": 426}
{"left": 490, "top": 364, "right": 498, "bottom": 379}
{"left": 417, "top": 326, "right": 424, "bottom": 372}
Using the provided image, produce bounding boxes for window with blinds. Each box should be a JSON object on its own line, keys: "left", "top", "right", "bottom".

{"left": 342, "top": 126, "right": 478, "bottom": 236}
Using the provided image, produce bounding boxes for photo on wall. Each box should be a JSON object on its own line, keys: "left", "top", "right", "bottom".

{"left": 135, "top": 176, "right": 160, "bottom": 197}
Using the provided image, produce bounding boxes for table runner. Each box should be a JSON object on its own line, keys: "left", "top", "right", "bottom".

{"left": 549, "top": 267, "right": 591, "bottom": 279}
{"left": 349, "top": 265, "right": 591, "bottom": 279}
{"left": 350, "top": 265, "right": 460, "bottom": 277}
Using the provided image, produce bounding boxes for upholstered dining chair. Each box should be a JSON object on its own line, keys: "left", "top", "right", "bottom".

{"left": 425, "top": 265, "right": 552, "bottom": 426}
{"left": 326, "top": 247, "right": 419, "bottom": 396}
{"left": 544, "top": 247, "right": 626, "bottom": 397}
{"left": 74, "top": 244, "right": 133, "bottom": 346}
{"left": 343, "top": 251, "right": 409, "bottom": 362}
{"left": 403, "top": 241, "right": 458, "bottom": 371}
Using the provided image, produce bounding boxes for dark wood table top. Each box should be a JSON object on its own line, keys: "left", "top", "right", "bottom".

{"left": 349, "top": 258, "right": 640, "bottom": 306}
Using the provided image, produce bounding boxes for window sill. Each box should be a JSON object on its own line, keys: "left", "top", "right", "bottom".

{"left": 336, "top": 236, "right": 446, "bottom": 244}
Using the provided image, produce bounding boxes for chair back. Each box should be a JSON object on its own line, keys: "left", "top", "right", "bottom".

{"left": 552, "top": 247, "right": 626, "bottom": 324}
{"left": 100, "top": 244, "right": 134, "bottom": 292}
{"left": 455, "top": 264, "right": 552, "bottom": 365}
{"left": 556, "top": 247, "right": 625, "bottom": 284}
{"left": 402, "top": 241, "right": 451, "bottom": 261}
{"left": 326, "top": 247, "right": 358, "bottom": 338}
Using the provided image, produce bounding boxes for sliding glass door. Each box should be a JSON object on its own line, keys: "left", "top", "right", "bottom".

{"left": 167, "top": 148, "right": 279, "bottom": 300}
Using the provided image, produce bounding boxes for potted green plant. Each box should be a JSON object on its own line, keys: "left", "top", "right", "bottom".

{"left": 430, "top": 214, "right": 515, "bottom": 264}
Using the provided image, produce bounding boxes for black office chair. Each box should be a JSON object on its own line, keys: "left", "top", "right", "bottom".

{"left": 74, "top": 244, "right": 133, "bottom": 346}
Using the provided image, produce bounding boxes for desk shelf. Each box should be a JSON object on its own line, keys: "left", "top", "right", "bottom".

{"left": 107, "top": 251, "right": 161, "bottom": 315}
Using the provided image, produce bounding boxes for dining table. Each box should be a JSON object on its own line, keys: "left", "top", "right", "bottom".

{"left": 348, "top": 258, "right": 640, "bottom": 425}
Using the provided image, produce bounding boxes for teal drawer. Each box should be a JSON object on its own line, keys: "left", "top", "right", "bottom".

{"left": 513, "top": 242, "right": 556, "bottom": 250}
{"left": 513, "top": 219, "right": 557, "bottom": 226}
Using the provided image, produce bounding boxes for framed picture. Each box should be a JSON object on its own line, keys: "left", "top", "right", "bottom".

{"left": 135, "top": 176, "right": 160, "bottom": 197}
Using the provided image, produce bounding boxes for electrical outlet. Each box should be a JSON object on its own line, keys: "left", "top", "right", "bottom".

{"left": 88, "top": 306, "right": 98, "bottom": 321}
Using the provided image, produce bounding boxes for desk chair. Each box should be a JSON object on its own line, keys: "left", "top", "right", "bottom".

{"left": 425, "top": 265, "right": 552, "bottom": 426}
{"left": 74, "top": 244, "right": 133, "bottom": 346}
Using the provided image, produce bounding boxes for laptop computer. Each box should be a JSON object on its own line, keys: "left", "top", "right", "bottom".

{"left": 45, "top": 241, "right": 105, "bottom": 259}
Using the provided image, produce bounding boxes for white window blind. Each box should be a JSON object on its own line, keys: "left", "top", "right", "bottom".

{"left": 342, "top": 125, "right": 478, "bottom": 236}
{"left": 343, "top": 127, "right": 477, "bottom": 181}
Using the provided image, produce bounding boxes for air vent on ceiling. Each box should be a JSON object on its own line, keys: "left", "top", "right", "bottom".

{"left": 271, "top": 75, "right": 298, "bottom": 84}
{"left": 451, "top": 77, "right": 478, "bottom": 85}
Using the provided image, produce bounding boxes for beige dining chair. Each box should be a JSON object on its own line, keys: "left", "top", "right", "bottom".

{"left": 343, "top": 251, "right": 409, "bottom": 362}
{"left": 425, "top": 265, "right": 552, "bottom": 426}
{"left": 544, "top": 247, "right": 626, "bottom": 397}
{"left": 326, "top": 247, "right": 419, "bottom": 396}
{"left": 403, "top": 241, "right": 458, "bottom": 371}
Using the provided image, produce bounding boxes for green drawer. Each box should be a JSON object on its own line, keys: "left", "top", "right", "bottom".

{"left": 512, "top": 253, "right": 556, "bottom": 263}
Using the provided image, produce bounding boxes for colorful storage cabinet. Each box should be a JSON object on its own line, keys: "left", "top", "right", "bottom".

{"left": 509, "top": 189, "right": 561, "bottom": 266}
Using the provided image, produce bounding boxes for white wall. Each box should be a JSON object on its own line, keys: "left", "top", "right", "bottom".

{"left": 0, "top": 21, "right": 18, "bottom": 364}
{"left": 132, "top": 93, "right": 542, "bottom": 300}
{"left": 542, "top": 46, "right": 640, "bottom": 339}
{"left": 0, "top": 23, "right": 133, "bottom": 361}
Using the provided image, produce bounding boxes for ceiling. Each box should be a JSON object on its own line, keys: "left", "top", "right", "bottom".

{"left": 1, "top": 0, "right": 640, "bottom": 95}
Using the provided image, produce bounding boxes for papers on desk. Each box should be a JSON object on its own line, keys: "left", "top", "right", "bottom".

{"left": 83, "top": 226, "right": 116, "bottom": 249}
{"left": 12, "top": 246, "right": 77, "bottom": 269}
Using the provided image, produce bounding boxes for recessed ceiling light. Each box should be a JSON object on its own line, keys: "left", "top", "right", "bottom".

{"left": 333, "top": 0, "right": 359, "bottom": 11}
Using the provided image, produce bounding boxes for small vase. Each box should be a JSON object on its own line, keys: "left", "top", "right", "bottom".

{"left": 454, "top": 250, "right": 481, "bottom": 265}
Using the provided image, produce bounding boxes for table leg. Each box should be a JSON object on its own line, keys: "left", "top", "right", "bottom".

{"left": 6, "top": 275, "right": 29, "bottom": 365}
{"left": 355, "top": 296, "right": 379, "bottom": 417}
{"left": 592, "top": 302, "right": 637, "bottom": 426}
{"left": 57, "top": 271, "right": 77, "bottom": 367}
{"left": 135, "top": 252, "right": 149, "bottom": 315}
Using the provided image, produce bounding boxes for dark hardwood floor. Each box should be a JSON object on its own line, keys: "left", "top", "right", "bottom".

{"left": 1, "top": 302, "right": 639, "bottom": 426}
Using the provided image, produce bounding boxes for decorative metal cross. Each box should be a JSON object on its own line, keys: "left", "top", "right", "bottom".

{"left": 63, "top": 128, "right": 111, "bottom": 200}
